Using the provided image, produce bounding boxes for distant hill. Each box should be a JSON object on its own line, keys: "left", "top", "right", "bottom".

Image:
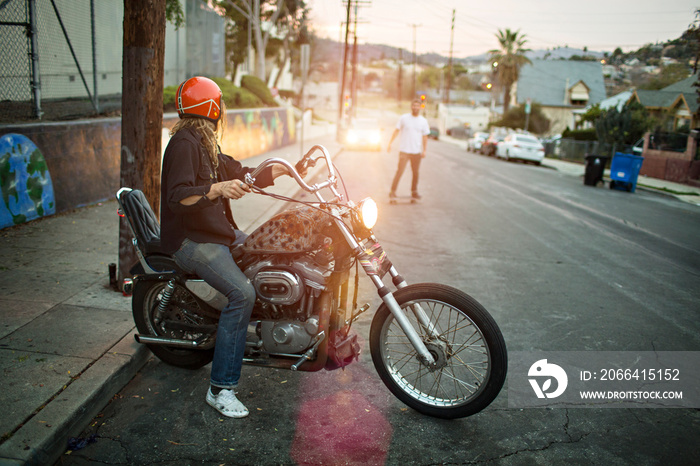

{"left": 313, "top": 31, "right": 694, "bottom": 67}
{"left": 316, "top": 38, "right": 606, "bottom": 66}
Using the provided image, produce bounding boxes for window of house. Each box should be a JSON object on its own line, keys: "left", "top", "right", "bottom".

{"left": 569, "top": 82, "right": 589, "bottom": 106}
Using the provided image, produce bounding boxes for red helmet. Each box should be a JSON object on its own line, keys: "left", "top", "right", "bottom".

{"left": 176, "top": 77, "right": 222, "bottom": 123}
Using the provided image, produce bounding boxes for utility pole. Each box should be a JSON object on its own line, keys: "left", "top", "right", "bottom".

{"left": 397, "top": 48, "right": 403, "bottom": 103}
{"left": 337, "top": 0, "right": 352, "bottom": 141}
{"left": 409, "top": 23, "right": 420, "bottom": 99}
{"left": 120, "top": 0, "right": 166, "bottom": 287}
{"left": 445, "top": 9, "right": 455, "bottom": 104}
{"left": 351, "top": 2, "right": 359, "bottom": 118}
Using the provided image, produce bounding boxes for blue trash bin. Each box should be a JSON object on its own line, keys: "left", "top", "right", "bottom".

{"left": 609, "top": 152, "right": 644, "bottom": 193}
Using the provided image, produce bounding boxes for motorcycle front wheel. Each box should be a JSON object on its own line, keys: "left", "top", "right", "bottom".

{"left": 370, "top": 283, "right": 507, "bottom": 419}
{"left": 133, "top": 279, "right": 215, "bottom": 370}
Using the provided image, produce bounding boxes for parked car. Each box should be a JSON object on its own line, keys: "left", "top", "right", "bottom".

{"left": 343, "top": 118, "right": 382, "bottom": 151}
{"left": 428, "top": 126, "right": 440, "bottom": 140}
{"left": 495, "top": 133, "right": 545, "bottom": 165}
{"left": 446, "top": 125, "right": 470, "bottom": 140}
{"left": 480, "top": 132, "right": 506, "bottom": 156}
{"left": 467, "top": 132, "right": 489, "bottom": 152}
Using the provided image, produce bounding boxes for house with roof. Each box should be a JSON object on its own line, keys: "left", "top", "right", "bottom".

{"left": 512, "top": 60, "right": 606, "bottom": 134}
{"left": 626, "top": 74, "right": 700, "bottom": 185}
{"left": 629, "top": 74, "right": 698, "bottom": 131}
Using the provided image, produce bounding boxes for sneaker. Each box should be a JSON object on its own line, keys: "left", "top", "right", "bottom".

{"left": 206, "top": 388, "right": 249, "bottom": 418}
{"left": 411, "top": 192, "right": 422, "bottom": 200}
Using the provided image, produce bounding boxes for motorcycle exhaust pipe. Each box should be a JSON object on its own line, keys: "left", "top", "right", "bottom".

{"left": 134, "top": 334, "right": 202, "bottom": 348}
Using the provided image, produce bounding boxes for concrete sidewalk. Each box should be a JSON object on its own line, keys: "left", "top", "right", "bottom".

{"left": 0, "top": 128, "right": 341, "bottom": 465}
{"left": 541, "top": 157, "right": 700, "bottom": 206}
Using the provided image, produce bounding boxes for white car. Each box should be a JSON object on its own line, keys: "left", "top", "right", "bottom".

{"left": 467, "top": 132, "right": 489, "bottom": 152}
{"left": 496, "top": 134, "right": 545, "bottom": 165}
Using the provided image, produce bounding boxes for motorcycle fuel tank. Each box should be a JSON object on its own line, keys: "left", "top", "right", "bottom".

{"left": 243, "top": 205, "right": 331, "bottom": 254}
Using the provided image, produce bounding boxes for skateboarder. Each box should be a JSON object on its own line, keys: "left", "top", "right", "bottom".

{"left": 387, "top": 99, "right": 430, "bottom": 201}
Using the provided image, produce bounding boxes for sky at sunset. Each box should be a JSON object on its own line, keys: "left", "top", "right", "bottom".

{"left": 306, "top": 0, "right": 698, "bottom": 58}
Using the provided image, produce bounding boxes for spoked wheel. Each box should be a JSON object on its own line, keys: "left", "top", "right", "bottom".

{"left": 133, "top": 279, "right": 216, "bottom": 369}
{"left": 370, "top": 283, "right": 507, "bottom": 419}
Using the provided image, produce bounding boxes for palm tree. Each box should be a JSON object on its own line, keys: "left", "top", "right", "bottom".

{"left": 489, "top": 29, "right": 532, "bottom": 114}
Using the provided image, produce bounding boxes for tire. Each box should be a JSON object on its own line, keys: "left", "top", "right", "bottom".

{"left": 369, "top": 283, "right": 507, "bottom": 419}
{"left": 133, "top": 278, "right": 215, "bottom": 370}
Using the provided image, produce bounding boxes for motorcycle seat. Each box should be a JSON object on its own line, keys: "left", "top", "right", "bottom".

{"left": 119, "top": 188, "right": 165, "bottom": 256}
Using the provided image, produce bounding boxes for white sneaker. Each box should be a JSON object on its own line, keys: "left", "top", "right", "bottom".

{"left": 206, "top": 388, "right": 249, "bottom": 418}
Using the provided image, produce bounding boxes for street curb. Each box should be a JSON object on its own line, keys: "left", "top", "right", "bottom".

{"left": 0, "top": 333, "right": 150, "bottom": 465}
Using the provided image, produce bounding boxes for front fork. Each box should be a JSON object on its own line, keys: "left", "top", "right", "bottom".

{"left": 334, "top": 216, "right": 439, "bottom": 367}
{"left": 368, "top": 267, "right": 439, "bottom": 367}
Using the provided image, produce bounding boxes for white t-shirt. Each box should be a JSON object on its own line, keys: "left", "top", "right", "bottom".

{"left": 396, "top": 113, "right": 430, "bottom": 154}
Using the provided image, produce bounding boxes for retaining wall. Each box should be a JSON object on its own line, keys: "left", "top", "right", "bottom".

{"left": 0, "top": 107, "right": 295, "bottom": 229}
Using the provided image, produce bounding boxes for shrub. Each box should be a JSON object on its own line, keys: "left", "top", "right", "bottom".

{"left": 490, "top": 102, "right": 550, "bottom": 135}
{"left": 228, "top": 87, "right": 264, "bottom": 108}
{"left": 278, "top": 89, "right": 297, "bottom": 100}
{"left": 163, "top": 78, "right": 265, "bottom": 112}
{"left": 163, "top": 85, "right": 178, "bottom": 112}
{"left": 562, "top": 128, "right": 597, "bottom": 141}
{"left": 241, "top": 75, "right": 276, "bottom": 106}
{"left": 211, "top": 77, "right": 263, "bottom": 109}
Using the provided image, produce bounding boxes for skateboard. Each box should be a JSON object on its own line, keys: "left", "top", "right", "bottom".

{"left": 389, "top": 196, "right": 421, "bottom": 205}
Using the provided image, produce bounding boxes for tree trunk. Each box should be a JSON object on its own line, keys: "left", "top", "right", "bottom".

{"left": 119, "top": 0, "right": 166, "bottom": 288}
{"left": 273, "top": 34, "right": 290, "bottom": 89}
{"left": 253, "top": 21, "right": 266, "bottom": 81}
{"left": 503, "top": 85, "right": 511, "bottom": 115}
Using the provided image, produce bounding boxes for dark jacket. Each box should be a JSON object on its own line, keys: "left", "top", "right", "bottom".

{"left": 160, "top": 127, "right": 274, "bottom": 254}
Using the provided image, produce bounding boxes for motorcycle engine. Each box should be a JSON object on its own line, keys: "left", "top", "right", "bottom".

{"left": 244, "top": 256, "right": 331, "bottom": 354}
{"left": 244, "top": 256, "right": 329, "bottom": 307}
{"left": 258, "top": 317, "right": 320, "bottom": 354}
{"left": 252, "top": 270, "right": 303, "bottom": 305}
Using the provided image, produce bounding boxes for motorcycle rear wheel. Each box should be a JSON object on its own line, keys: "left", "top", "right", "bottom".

{"left": 370, "top": 283, "right": 507, "bottom": 419}
{"left": 133, "top": 279, "right": 215, "bottom": 370}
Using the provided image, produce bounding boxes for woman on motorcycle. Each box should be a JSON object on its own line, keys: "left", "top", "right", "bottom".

{"left": 160, "top": 76, "right": 295, "bottom": 418}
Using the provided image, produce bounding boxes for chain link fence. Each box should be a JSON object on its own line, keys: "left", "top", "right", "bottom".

{"left": 1, "top": 1, "right": 227, "bottom": 124}
{"left": 0, "top": 0, "right": 123, "bottom": 123}
{"left": 0, "top": 0, "right": 34, "bottom": 119}
{"left": 545, "top": 139, "right": 643, "bottom": 163}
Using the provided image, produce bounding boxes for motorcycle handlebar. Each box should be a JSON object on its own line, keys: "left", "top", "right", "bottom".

{"left": 245, "top": 145, "right": 338, "bottom": 195}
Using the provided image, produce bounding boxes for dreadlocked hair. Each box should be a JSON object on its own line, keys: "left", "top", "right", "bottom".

{"left": 170, "top": 100, "right": 226, "bottom": 173}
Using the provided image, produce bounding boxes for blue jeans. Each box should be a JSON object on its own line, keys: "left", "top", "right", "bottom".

{"left": 173, "top": 234, "right": 255, "bottom": 389}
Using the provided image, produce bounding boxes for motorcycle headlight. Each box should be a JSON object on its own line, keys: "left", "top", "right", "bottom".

{"left": 358, "top": 197, "right": 378, "bottom": 230}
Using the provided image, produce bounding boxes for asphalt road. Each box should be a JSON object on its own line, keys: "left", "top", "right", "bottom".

{"left": 57, "top": 139, "right": 700, "bottom": 465}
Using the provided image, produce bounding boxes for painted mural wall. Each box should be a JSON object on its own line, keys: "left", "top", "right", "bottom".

{"left": 0, "top": 133, "right": 56, "bottom": 228}
{"left": 0, "top": 107, "right": 296, "bottom": 230}
{"left": 163, "top": 107, "right": 296, "bottom": 159}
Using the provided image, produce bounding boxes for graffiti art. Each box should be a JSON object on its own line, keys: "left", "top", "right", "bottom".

{"left": 0, "top": 133, "right": 55, "bottom": 229}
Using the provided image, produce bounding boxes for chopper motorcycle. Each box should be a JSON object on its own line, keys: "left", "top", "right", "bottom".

{"left": 116, "top": 145, "right": 507, "bottom": 419}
